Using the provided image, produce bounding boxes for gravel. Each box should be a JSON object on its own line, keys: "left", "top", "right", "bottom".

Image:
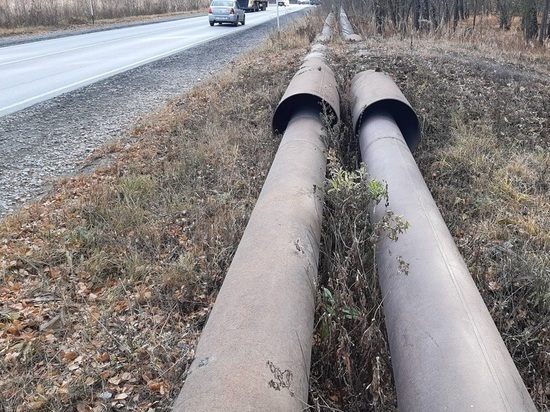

{"left": 0, "top": 10, "right": 307, "bottom": 218}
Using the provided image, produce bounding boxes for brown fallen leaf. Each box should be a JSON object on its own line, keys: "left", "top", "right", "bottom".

{"left": 147, "top": 381, "right": 162, "bottom": 392}
{"left": 28, "top": 400, "right": 47, "bottom": 410}
{"left": 96, "top": 352, "right": 110, "bottom": 363}
{"left": 62, "top": 351, "right": 78, "bottom": 362}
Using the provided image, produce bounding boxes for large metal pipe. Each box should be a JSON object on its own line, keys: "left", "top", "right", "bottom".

{"left": 316, "top": 12, "right": 335, "bottom": 43}
{"left": 273, "top": 47, "right": 339, "bottom": 133}
{"left": 350, "top": 70, "right": 537, "bottom": 411}
{"left": 173, "top": 53, "right": 339, "bottom": 412}
{"left": 339, "top": 7, "right": 361, "bottom": 41}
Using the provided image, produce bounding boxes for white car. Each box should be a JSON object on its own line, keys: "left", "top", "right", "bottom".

{"left": 209, "top": 0, "right": 246, "bottom": 26}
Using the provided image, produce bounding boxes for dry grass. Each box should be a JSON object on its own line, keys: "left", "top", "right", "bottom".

{"left": 1, "top": 7, "right": 549, "bottom": 412}
{"left": 0, "top": 15, "right": 318, "bottom": 410}
{"left": 331, "top": 15, "right": 549, "bottom": 409}
{"left": 427, "top": 113, "right": 549, "bottom": 406}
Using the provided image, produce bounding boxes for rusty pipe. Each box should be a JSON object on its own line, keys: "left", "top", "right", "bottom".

{"left": 351, "top": 70, "right": 537, "bottom": 411}
{"left": 273, "top": 47, "right": 339, "bottom": 133}
{"left": 316, "top": 12, "right": 334, "bottom": 43}
{"left": 173, "top": 53, "right": 339, "bottom": 412}
{"left": 339, "top": 7, "right": 361, "bottom": 41}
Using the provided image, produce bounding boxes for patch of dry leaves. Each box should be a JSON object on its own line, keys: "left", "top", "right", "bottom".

{"left": 0, "top": 181, "right": 204, "bottom": 410}
{"left": 0, "top": 28, "right": 303, "bottom": 409}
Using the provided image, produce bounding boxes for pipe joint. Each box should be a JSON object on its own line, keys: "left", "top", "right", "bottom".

{"left": 272, "top": 55, "right": 340, "bottom": 134}
{"left": 351, "top": 70, "right": 420, "bottom": 151}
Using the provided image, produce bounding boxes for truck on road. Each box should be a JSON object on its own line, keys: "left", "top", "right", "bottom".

{"left": 237, "top": 0, "right": 268, "bottom": 12}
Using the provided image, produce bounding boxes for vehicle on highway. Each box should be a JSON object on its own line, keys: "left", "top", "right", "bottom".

{"left": 237, "top": 0, "right": 268, "bottom": 12}
{"left": 297, "top": 0, "right": 310, "bottom": 4}
{"left": 310, "top": 0, "right": 320, "bottom": 4}
{"left": 277, "top": 0, "right": 289, "bottom": 5}
{"left": 208, "top": 0, "right": 246, "bottom": 26}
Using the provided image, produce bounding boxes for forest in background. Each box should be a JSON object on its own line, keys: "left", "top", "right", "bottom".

{"left": 0, "top": 0, "right": 549, "bottom": 45}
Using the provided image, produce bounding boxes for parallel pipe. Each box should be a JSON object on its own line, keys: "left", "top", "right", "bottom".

{"left": 173, "top": 53, "right": 339, "bottom": 411}
{"left": 316, "top": 12, "right": 334, "bottom": 43}
{"left": 351, "top": 70, "right": 537, "bottom": 411}
{"left": 273, "top": 45, "right": 339, "bottom": 133}
{"left": 339, "top": 7, "right": 362, "bottom": 41}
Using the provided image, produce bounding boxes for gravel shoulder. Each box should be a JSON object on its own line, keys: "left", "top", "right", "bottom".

{"left": 0, "top": 11, "right": 305, "bottom": 217}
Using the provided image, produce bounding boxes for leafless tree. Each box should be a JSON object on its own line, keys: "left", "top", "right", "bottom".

{"left": 539, "top": 0, "right": 550, "bottom": 43}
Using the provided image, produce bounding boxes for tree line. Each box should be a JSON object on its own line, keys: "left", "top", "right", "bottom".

{"left": 1, "top": 0, "right": 548, "bottom": 43}
{"left": 346, "top": 0, "right": 549, "bottom": 43}
{"left": 0, "top": 0, "right": 209, "bottom": 28}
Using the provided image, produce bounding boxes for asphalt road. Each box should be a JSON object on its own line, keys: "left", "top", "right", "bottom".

{"left": 0, "top": 5, "right": 307, "bottom": 118}
{"left": 0, "top": 6, "right": 310, "bottom": 216}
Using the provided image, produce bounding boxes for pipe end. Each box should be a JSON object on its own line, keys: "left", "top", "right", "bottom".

{"left": 272, "top": 57, "right": 340, "bottom": 134}
{"left": 351, "top": 70, "right": 420, "bottom": 151}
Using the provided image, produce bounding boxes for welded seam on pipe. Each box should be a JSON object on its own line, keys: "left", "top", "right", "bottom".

{"left": 382, "top": 132, "right": 510, "bottom": 408}
{"left": 359, "top": 134, "right": 407, "bottom": 151}
{"left": 422, "top": 189, "right": 509, "bottom": 408}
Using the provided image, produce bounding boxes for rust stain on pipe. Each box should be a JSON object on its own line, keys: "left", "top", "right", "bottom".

{"left": 174, "top": 52, "right": 339, "bottom": 411}
{"left": 351, "top": 70, "right": 537, "bottom": 412}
